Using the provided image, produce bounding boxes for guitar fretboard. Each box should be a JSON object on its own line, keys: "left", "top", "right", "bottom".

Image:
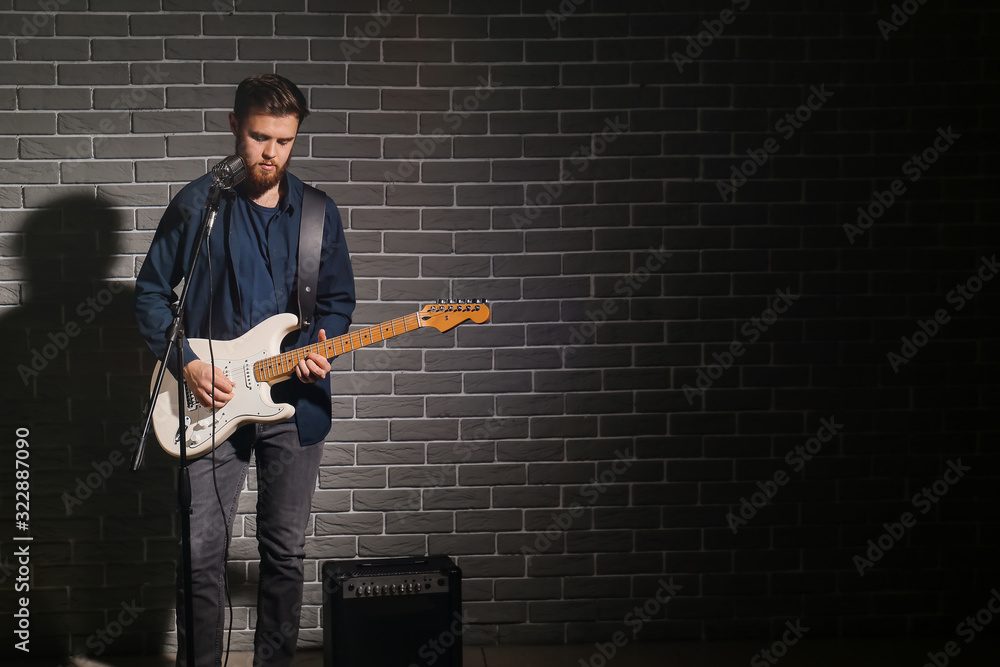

{"left": 253, "top": 312, "right": 422, "bottom": 382}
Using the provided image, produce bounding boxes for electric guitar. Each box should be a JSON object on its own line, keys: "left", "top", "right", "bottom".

{"left": 150, "top": 300, "right": 490, "bottom": 459}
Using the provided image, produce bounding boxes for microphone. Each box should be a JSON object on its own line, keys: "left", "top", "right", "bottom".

{"left": 211, "top": 155, "right": 246, "bottom": 189}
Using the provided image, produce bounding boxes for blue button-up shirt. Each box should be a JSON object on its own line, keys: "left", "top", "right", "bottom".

{"left": 134, "top": 171, "right": 356, "bottom": 446}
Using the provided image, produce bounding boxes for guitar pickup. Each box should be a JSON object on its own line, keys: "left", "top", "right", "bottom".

{"left": 183, "top": 382, "right": 199, "bottom": 411}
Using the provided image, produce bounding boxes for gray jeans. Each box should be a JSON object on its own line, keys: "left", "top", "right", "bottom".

{"left": 174, "top": 421, "right": 323, "bottom": 667}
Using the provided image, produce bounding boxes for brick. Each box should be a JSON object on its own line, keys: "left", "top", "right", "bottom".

{"left": 454, "top": 231, "right": 522, "bottom": 254}
{"left": 349, "top": 112, "right": 417, "bottom": 134}
{"left": 15, "top": 37, "right": 89, "bottom": 61}
{"left": 382, "top": 89, "right": 451, "bottom": 111}
{"left": 0, "top": 161, "right": 57, "bottom": 183}
{"left": 424, "top": 487, "right": 491, "bottom": 510}
{"left": 345, "top": 14, "right": 416, "bottom": 39}
{"left": 56, "top": 13, "right": 128, "bottom": 35}
{"left": 426, "top": 533, "right": 493, "bottom": 553}
{"left": 490, "top": 16, "right": 554, "bottom": 39}
{"left": 312, "top": 38, "right": 379, "bottom": 62}
{"left": 352, "top": 489, "right": 420, "bottom": 511}
{"left": 91, "top": 0, "right": 158, "bottom": 8}
{"left": 460, "top": 416, "right": 529, "bottom": 441}
{"left": 419, "top": 64, "right": 488, "bottom": 87}
{"left": 133, "top": 110, "right": 204, "bottom": 133}
{"left": 384, "top": 39, "right": 451, "bottom": 62}
{"left": 455, "top": 39, "right": 522, "bottom": 62}
{"left": 276, "top": 14, "right": 344, "bottom": 36}
{"left": 454, "top": 136, "right": 521, "bottom": 158}
{"left": 418, "top": 16, "right": 487, "bottom": 38}
{"left": 386, "top": 184, "right": 453, "bottom": 206}
{"left": 130, "top": 13, "right": 200, "bottom": 35}
{"left": 92, "top": 38, "right": 163, "bottom": 61}
{"left": 135, "top": 159, "right": 205, "bottom": 183}
{"left": 348, "top": 64, "right": 417, "bottom": 86}
{"left": 0, "top": 63, "right": 55, "bottom": 84}
{"left": 239, "top": 38, "right": 310, "bottom": 61}
{"left": 457, "top": 184, "right": 524, "bottom": 206}
{"left": 387, "top": 512, "right": 455, "bottom": 534}
{"left": 18, "top": 137, "right": 88, "bottom": 160}
{"left": 94, "top": 87, "right": 165, "bottom": 110}
{"left": 0, "top": 111, "right": 56, "bottom": 134}
{"left": 426, "top": 396, "right": 494, "bottom": 417}
{"left": 57, "top": 63, "right": 130, "bottom": 85}
{"left": 205, "top": 14, "right": 273, "bottom": 35}
{"left": 526, "top": 40, "right": 593, "bottom": 62}
{"left": 166, "top": 86, "right": 234, "bottom": 109}
{"left": 1, "top": 13, "right": 56, "bottom": 37}
{"left": 165, "top": 38, "right": 236, "bottom": 60}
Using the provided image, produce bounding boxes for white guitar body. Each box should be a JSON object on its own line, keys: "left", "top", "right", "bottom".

{"left": 151, "top": 313, "right": 300, "bottom": 459}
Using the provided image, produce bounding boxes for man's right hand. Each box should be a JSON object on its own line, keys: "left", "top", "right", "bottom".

{"left": 183, "top": 360, "right": 236, "bottom": 408}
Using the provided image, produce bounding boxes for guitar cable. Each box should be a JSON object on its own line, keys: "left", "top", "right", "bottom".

{"left": 203, "top": 231, "right": 235, "bottom": 667}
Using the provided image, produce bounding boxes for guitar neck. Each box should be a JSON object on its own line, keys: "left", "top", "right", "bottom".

{"left": 253, "top": 312, "right": 422, "bottom": 382}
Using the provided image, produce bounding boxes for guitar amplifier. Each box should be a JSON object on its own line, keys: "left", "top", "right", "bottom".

{"left": 322, "top": 555, "right": 463, "bottom": 667}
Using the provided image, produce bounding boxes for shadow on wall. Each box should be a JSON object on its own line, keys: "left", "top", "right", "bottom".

{"left": 0, "top": 194, "right": 177, "bottom": 660}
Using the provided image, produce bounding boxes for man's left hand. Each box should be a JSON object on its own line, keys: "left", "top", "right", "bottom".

{"left": 296, "top": 328, "right": 331, "bottom": 383}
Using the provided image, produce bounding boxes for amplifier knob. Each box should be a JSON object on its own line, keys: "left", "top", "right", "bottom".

{"left": 365, "top": 585, "right": 372, "bottom": 596}
{"left": 381, "top": 585, "right": 388, "bottom": 595}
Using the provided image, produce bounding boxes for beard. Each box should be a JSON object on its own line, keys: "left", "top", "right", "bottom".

{"left": 243, "top": 156, "right": 289, "bottom": 200}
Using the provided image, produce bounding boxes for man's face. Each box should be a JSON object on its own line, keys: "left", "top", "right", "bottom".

{"left": 229, "top": 110, "right": 299, "bottom": 199}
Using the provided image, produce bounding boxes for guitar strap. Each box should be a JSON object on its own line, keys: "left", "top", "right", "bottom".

{"left": 297, "top": 183, "right": 326, "bottom": 331}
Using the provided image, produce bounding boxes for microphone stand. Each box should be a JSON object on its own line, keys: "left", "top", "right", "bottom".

{"left": 132, "top": 180, "right": 226, "bottom": 667}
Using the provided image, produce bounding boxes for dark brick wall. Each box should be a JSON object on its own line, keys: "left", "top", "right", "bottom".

{"left": 1, "top": 0, "right": 998, "bottom": 659}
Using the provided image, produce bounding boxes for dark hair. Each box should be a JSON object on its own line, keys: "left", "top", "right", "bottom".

{"left": 233, "top": 73, "right": 309, "bottom": 125}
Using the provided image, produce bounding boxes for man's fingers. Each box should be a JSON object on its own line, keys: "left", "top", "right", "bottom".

{"left": 296, "top": 353, "right": 330, "bottom": 383}
{"left": 198, "top": 367, "right": 235, "bottom": 407}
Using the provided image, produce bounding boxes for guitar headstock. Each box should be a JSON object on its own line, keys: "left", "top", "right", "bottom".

{"left": 418, "top": 299, "right": 491, "bottom": 332}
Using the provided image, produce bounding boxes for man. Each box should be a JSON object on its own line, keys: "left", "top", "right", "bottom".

{"left": 135, "top": 74, "right": 355, "bottom": 667}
